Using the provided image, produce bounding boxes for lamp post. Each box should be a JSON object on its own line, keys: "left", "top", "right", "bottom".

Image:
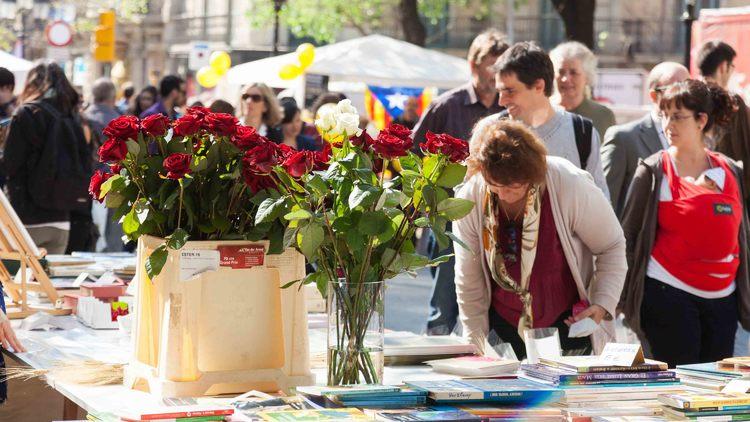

{"left": 681, "top": 0, "right": 696, "bottom": 69}
{"left": 272, "top": 0, "right": 286, "bottom": 56}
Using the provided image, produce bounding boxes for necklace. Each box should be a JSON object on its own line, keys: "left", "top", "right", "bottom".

{"left": 499, "top": 193, "right": 527, "bottom": 223}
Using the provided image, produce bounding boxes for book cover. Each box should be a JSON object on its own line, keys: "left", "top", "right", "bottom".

{"left": 117, "top": 408, "right": 234, "bottom": 421}
{"left": 120, "top": 417, "right": 226, "bottom": 422}
{"left": 367, "top": 406, "right": 487, "bottom": 421}
{"left": 296, "top": 385, "right": 401, "bottom": 397}
{"left": 538, "top": 356, "right": 668, "bottom": 373}
{"left": 522, "top": 363, "right": 675, "bottom": 384}
{"left": 658, "top": 392, "right": 750, "bottom": 410}
{"left": 521, "top": 373, "right": 678, "bottom": 388}
{"left": 677, "top": 362, "right": 748, "bottom": 378}
{"left": 259, "top": 408, "right": 369, "bottom": 421}
{"left": 405, "top": 378, "right": 562, "bottom": 404}
{"left": 662, "top": 404, "right": 750, "bottom": 420}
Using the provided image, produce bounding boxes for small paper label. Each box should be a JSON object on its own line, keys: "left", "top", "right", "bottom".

{"left": 600, "top": 343, "right": 644, "bottom": 367}
{"left": 73, "top": 272, "right": 90, "bottom": 288}
{"left": 722, "top": 379, "right": 750, "bottom": 394}
{"left": 179, "top": 249, "right": 220, "bottom": 281}
{"left": 218, "top": 245, "right": 265, "bottom": 269}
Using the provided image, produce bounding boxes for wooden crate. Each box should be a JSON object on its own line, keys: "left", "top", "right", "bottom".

{"left": 123, "top": 235, "right": 314, "bottom": 397}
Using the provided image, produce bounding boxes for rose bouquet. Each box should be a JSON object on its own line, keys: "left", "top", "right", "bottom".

{"left": 89, "top": 107, "right": 324, "bottom": 278}
{"left": 267, "top": 100, "right": 474, "bottom": 385}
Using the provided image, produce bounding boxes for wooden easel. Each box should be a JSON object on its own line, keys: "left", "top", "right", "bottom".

{"left": 0, "top": 189, "right": 70, "bottom": 319}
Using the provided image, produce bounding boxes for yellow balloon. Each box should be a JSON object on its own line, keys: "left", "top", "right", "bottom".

{"left": 279, "top": 63, "right": 302, "bottom": 80}
{"left": 196, "top": 66, "right": 219, "bottom": 88}
{"left": 209, "top": 51, "right": 231, "bottom": 76}
{"left": 296, "top": 43, "right": 315, "bottom": 69}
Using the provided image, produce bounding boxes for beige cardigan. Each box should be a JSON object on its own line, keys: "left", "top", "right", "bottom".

{"left": 454, "top": 156, "right": 627, "bottom": 353}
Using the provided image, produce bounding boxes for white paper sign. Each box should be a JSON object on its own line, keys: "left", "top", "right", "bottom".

{"left": 73, "top": 272, "right": 90, "bottom": 288}
{"left": 600, "top": 343, "right": 644, "bottom": 367}
{"left": 722, "top": 379, "right": 750, "bottom": 394}
{"left": 179, "top": 249, "right": 220, "bottom": 281}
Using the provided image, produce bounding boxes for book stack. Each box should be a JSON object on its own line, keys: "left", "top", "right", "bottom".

{"left": 424, "top": 355, "right": 520, "bottom": 377}
{"left": 296, "top": 384, "right": 427, "bottom": 408}
{"left": 676, "top": 360, "right": 750, "bottom": 391}
{"left": 658, "top": 391, "right": 750, "bottom": 420}
{"left": 405, "top": 378, "right": 563, "bottom": 406}
{"left": 384, "top": 331, "right": 477, "bottom": 365}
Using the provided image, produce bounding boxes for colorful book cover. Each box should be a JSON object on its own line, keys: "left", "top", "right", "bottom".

{"left": 538, "top": 356, "right": 668, "bottom": 373}
{"left": 522, "top": 363, "right": 675, "bottom": 384}
{"left": 367, "top": 406, "right": 487, "bottom": 421}
{"left": 405, "top": 378, "right": 562, "bottom": 404}
{"left": 296, "top": 385, "right": 401, "bottom": 397}
{"left": 658, "top": 392, "right": 750, "bottom": 410}
{"left": 662, "top": 405, "right": 750, "bottom": 420}
{"left": 117, "top": 407, "right": 233, "bottom": 421}
{"left": 259, "top": 408, "right": 369, "bottom": 421}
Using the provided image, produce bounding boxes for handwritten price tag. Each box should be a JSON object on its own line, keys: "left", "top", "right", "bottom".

{"left": 600, "top": 343, "right": 644, "bottom": 367}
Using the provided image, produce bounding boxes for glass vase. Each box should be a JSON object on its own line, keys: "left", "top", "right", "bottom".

{"left": 326, "top": 279, "right": 384, "bottom": 386}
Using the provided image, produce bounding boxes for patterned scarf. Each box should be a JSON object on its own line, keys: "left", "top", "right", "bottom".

{"left": 482, "top": 184, "right": 544, "bottom": 339}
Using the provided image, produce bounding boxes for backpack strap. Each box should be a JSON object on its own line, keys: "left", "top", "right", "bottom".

{"left": 29, "top": 100, "right": 62, "bottom": 119}
{"left": 572, "top": 113, "right": 593, "bottom": 169}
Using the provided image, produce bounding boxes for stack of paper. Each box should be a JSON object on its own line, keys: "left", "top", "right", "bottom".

{"left": 425, "top": 355, "right": 520, "bottom": 377}
{"left": 384, "top": 331, "right": 476, "bottom": 365}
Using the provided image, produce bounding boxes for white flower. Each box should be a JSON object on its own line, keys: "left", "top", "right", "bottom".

{"left": 335, "top": 99, "right": 358, "bottom": 116}
{"left": 315, "top": 104, "right": 337, "bottom": 132}
{"left": 333, "top": 113, "right": 361, "bottom": 137}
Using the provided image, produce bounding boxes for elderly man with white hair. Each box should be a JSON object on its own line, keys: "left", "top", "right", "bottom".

{"left": 600, "top": 61, "right": 690, "bottom": 218}
{"left": 550, "top": 41, "right": 616, "bottom": 138}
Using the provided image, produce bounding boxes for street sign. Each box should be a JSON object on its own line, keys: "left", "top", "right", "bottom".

{"left": 189, "top": 42, "right": 211, "bottom": 71}
{"left": 46, "top": 20, "right": 73, "bottom": 47}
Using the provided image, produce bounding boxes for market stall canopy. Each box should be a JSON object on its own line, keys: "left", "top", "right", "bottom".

{"left": 226, "top": 34, "right": 470, "bottom": 89}
{"left": 0, "top": 51, "right": 34, "bottom": 92}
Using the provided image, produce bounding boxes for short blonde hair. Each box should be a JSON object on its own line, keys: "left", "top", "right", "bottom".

{"left": 549, "top": 41, "right": 598, "bottom": 87}
{"left": 239, "top": 82, "right": 282, "bottom": 127}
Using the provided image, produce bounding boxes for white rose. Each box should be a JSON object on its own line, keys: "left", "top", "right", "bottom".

{"left": 333, "top": 113, "right": 361, "bottom": 137}
{"left": 315, "top": 107, "right": 337, "bottom": 132}
{"left": 335, "top": 99, "right": 358, "bottom": 116}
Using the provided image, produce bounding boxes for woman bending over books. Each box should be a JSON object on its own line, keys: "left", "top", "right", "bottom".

{"left": 620, "top": 79, "right": 750, "bottom": 367}
{"left": 453, "top": 119, "right": 626, "bottom": 359}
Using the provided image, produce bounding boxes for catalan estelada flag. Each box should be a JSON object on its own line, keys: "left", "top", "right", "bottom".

{"left": 364, "top": 85, "right": 434, "bottom": 130}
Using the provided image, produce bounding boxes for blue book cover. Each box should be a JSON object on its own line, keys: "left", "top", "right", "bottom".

{"left": 521, "top": 363, "right": 676, "bottom": 384}
{"left": 405, "top": 379, "right": 563, "bottom": 404}
{"left": 676, "top": 362, "right": 746, "bottom": 378}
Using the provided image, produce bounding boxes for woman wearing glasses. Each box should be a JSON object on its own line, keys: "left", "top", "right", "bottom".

{"left": 454, "top": 119, "right": 626, "bottom": 359}
{"left": 620, "top": 79, "right": 749, "bottom": 367}
{"left": 237, "top": 83, "right": 283, "bottom": 142}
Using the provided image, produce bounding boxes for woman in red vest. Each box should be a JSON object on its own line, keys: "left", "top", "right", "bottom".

{"left": 621, "top": 79, "right": 750, "bottom": 367}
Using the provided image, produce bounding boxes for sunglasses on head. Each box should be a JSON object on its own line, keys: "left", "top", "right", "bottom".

{"left": 242, "top": 93, "right": 263, "bottom": 103}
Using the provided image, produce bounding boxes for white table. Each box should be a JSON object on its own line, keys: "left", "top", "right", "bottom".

{"left": 4, "top": 316, "right": 454, "bottom": 420}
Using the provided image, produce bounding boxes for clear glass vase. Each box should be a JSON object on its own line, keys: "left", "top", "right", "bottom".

{"left": 327, "top": 279, "right": 384, "bottom": 386}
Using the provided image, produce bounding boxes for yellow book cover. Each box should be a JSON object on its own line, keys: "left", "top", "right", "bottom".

{"left": 259, "top": 408, "right": 369, "bottom": 421}
{"left": 658, "top": 392, "right": 750, "bottom": 409}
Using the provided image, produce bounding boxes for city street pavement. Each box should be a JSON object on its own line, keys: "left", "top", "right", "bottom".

{"left": 384, "top": 269, "right": 433, "bottom": 334}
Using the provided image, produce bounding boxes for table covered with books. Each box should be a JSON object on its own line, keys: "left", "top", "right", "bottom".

{"left": 6, "top": 309, "right": 750, "bottom": 421}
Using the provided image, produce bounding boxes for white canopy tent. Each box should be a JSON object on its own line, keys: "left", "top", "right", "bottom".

{"left": 226, "top": 34, "right": 470, "bottom": 90}
{"left": 0, "top": 51, "right": 33, "bottom": 93}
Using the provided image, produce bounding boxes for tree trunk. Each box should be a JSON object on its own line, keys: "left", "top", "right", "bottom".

{"left": 550, "top": 0, "right": 596, "bottom": 49}
{"left": 400, "top": 0, "right": 426, "bottom": 46}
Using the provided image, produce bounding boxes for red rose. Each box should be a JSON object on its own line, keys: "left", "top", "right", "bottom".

{"left": 232, "top": 125, "right": 267, "bottom": 150}
{"left": 382, "top": 123, "right": 412, "bottom": 142}
{"left": 282, "top": 151, "right": 314, "bottom": 179}
{"left": 372, "top": 132, "right": 412, "bottom": 159}
{"left": 242, "top": 172, "right": 277, "bottom": 193}
{"left": 173, "top": 114, "right": 202, "bottom": 137}
{"left": 110, "top": 163, "right": 123, "bottom": 174}
{"left": 206, "top": 112, "right": 238, "bottom": 137}
{"left": 242, "top": 143, "right": 279, "bottom": 176}
{"left": 276, "top": 143, "right": 296, "bottom": 161}
{"left": 98, "top": 138, "right": 128, "bottom": 162}
{"left": 420, "top": 131, "right": 469, "bottom": 163}
{"left": 313, "top": 143, "right": 331, "bottom": 171}
{"left": 186, "top": 106, "right": 211, "bottom": 120}
{"left": 140, "top": 114, "right": 170, "bottom": 137}
{"left": 103, "top": 115, "right": 140, "bottom": 141}
{"left": 163, "top": 153, "right": 192, "bottom": 179}
{"left": 350, "top": 132, "right": 374, "bottom": 150}
{"left": 89, "top": 170, "right": 113, "bottom": 203}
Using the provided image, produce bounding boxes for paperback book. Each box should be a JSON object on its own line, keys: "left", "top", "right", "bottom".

{"left": 425, "top": 356, "right": 520, "bottom": 377}
{"left": 405, "top": 378, "right": 563, "bottom": 405}
{"left": 538, "top": 356, "right": 668, "bottom": 373}
{"left": 658, "top": 392, "right": 750, "bottom": 410}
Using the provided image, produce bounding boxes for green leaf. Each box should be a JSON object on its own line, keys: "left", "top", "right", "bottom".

{"left": 267, "top": 222, "right": 284, "bottom": 254}
{"left": 306, "top": 174, "right": 328, "bottom": 197}
{"left": 99, "top": 174, "right": 124, "bottom": 198}
{"left": 122, "top": 208, "right": 140, "bottom": 235}
{"left": 166, "top": 228, "right": 189, "bottom": 250}
{"left": 255, "top": 197, "right": 286, "bottom": 224}
{"left": 423, "top": 154, "right": 440, "bottom": 178}
{"left": 414, "top": 217, "right": 430, "bottom": 227}
{"left": 283, "top": 226, "right": 298, "bottom": 249}
{"left": 212, "top": 215, "right": 231, "bottom": 231}
{"left": 428, "top": 254, "right": 453, "bottom": 267}
{"left": 297, "top": 222, "right": 324, "bottom": 259}
{"left": 284, "top": 209, "right": 313, "bottom": 221}
{"left": 397, "top": 153, "right": 421, "bottom": 172}
{"left": 401, "top": 252, "right": 430, "bottom": 270}
{"left": 375, "top": 188, "right": 401, "bottom": 211}
{"left": 126, "top": 140, "right": 140, "bottom": 156}
{"left": 358, "top": 211, "right": 389, "bottom": 235}
{"left": 190, "top": 155, "right": 208, "bottom": 173}
{"left": 437, "top": 198, "right": 475, "bottom": 221}
{"left": 447, "top": 231, "right": 473, "bottom": 254}
{"left": 436, "top": 162, "right": 468, "bottom": 188}
{"left": 104, "top": 192, "right": 124, "bottom": 208}
{"left": 134, "top": 199, "right": 150, "bottom": 224}
{"left": 348, "top": 184, "right": 380, "bottom": 210}
{"left": 145, "top": 245, "right": 168, "bottom": 279}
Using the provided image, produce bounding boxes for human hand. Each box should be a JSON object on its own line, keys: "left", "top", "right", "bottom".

{"left": 564, "top": 304, "right": 607, "bottom": 326}
{"left": 0, "top": 313, "right": 25, "bottom": 353}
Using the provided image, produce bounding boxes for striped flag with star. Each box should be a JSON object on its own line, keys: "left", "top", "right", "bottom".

{"left": 364, "top": 85, "right": 434, "bottom": 130}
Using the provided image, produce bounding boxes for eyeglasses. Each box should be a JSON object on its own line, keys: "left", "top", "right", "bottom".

{"left": 502, "top": 222, "right": 519, "bottom": 264}
{"left": 242, "top": 93, "right": 263, "bottom": 103}
{"left": 658, "top": 112, "right": 698, "bottom": 124}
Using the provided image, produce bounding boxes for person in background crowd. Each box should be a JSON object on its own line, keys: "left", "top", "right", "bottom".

{"left": 393, "top": 96, "right": 421, "bottom": 129}
{"left": 4, "top": 61, "right": 91, "bottom": 254}
{"left": 279, "top": 98, "right": 319, "bottom": 151}
{"left": 237, "top": 82, "right": 283, "bottom": 142}
{"left": 140, "top": 75, "right": 185, "bottom": 119}
{"left": 0, "top": 68, "right": 16, "bottom": 119}
{"left": 490, "top": 41, "right": 609, "bottom": 196}
{"left": 128, "top": 85, "right": 157, "bottom": 118}
{"left": 549, "top": 41, "right": 616, "bottom": 138}
{"left": 416, "top": 29, "right": 509, "bottom": 336}
{"left": 601, "top": 62, "right": 690, "bottom": 218}
{"left": 455, "top": 119, "right": 625, "bottom": 358}
{"left": 620, "top": 79, "right": 749, "bottom": 367}
{"left": 188, "top": 100, "right": 204, "bottom": 109}
{"left": 84, "top": 78, "right": 120, "bottom": 151}
{"left": 209, "top": 99, "right": 235, "bottom": 115}
{"left": 697, "top": 40, "right": 750, "bottom": 359}
{"left": 116, "top": 81, "right": 134, "bottom": 115}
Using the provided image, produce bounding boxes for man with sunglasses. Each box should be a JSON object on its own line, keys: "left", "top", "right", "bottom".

{"left": 140, "top": 75, "right": 186, "bottom": 120}
{"left": 601, "top": 62, "right": 689, "bottom": 218}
